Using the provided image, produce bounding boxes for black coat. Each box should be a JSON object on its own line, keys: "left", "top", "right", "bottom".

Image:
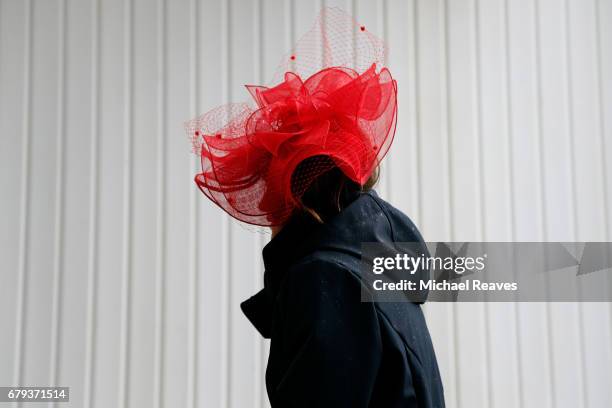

{"left": 241, "top": 191, "right": 445, "bottom": 407}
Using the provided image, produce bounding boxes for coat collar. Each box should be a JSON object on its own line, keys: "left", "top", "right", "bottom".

{"left": 241, "top": 190, "right": 376, "bottom": 338}
{"left": 240, "top": 212, "right": 322, "bottom": 339}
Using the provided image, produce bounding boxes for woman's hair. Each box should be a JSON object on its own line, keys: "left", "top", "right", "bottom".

{"left": 291, "top": 155, "right": 379, "bottom": 223}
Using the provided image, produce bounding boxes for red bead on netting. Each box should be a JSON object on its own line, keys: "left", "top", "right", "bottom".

{"left": 373, "top": 145, "right": 378, "bottom": 150}
{"left": 195, "top": 130, "right": 200, "bottom": 136}
{"left": 360, "top": 26, "right": 365, "bottom": 31}
{"left": 290, "top": 55, "right": 296, "bottom": 60}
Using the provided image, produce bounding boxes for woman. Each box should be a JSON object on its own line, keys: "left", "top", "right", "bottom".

{"left": 188, "top": 8, "right": 444, "bottom": 407}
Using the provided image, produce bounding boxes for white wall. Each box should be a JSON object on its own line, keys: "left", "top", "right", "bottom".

{"left": 0, "top": 0, "right": 611, "bottom": 407}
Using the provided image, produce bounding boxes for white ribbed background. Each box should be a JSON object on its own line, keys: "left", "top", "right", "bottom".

{"left": 0, "top": 0, "right": 611, "bottom": 407}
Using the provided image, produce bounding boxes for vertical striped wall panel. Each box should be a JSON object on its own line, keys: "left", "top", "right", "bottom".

{"left": 0, "top": 0, "right": 611, "bottom": 407}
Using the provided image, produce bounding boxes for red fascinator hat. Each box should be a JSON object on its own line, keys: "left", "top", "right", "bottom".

{"left": 187, "top": 8, "right": 397, "bottom": 226}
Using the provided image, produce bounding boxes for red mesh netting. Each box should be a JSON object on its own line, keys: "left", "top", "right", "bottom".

{"left": 186, "top": 7, "right": 397, "bottom": 226}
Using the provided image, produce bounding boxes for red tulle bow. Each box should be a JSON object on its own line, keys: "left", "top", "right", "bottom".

{"left": 187, "top": 7, "right": 397, "bottom": 226}
{"left": 191, "top": 63, "right": 396, "bottom": 226}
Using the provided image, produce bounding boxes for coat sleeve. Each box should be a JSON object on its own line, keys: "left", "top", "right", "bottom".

{"left": 271, "top": 258, "right": 383, "bottom": 408}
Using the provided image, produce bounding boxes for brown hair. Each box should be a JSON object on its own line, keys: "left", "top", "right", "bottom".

{"left": 291, "top": 155, "right": 379, "bottom": 223}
